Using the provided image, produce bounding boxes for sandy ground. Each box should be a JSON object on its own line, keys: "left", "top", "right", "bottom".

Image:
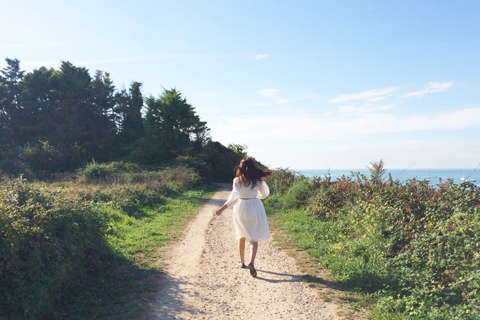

{"left": 142, "top": 184, "right": 343, "bottom": 320}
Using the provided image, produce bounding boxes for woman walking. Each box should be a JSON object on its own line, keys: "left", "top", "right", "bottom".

{"left": 215, "top": 158, "right": 271, "bottom": 277}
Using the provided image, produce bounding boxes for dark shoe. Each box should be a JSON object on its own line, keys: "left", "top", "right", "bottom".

{"left": 248, "top": 262, "right": 257, "bottom": 277}
{"left": 240, "top": 263, "right": 248, "bottom": 269}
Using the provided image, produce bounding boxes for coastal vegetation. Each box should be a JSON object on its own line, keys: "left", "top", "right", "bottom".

{"left": 265, "top": 163, "right": 480, "bottom": 319}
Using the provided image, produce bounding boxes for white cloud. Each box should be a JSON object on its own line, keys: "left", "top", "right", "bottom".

{"left": 0, "top": 42, "right": 95, "bottom": 48}
{"left": 249, "top": 54, "right": 269, "bottom": 60}
{"left": 258, "top": 88, "right": 280, "bottom": 97}
{"left": 245, "top": 88, "right": 289, "bottom": 106}
{"left": 245, "top": 89, "right": 316, "bottom": 107}
{"left": 402, "top": 81, "right": 453, "bottom": 98}
{"left": 329, "top": 86, "right": 400, "bottom": 103}
{"left": 212, "top": 108, "right": 480, "bottom": 142}
{"left": 338, "top": 105, "right": 356, "bottom": 113}
{"left": 370, "top": 105, "right": 394, "bottom": 112}
{"left": 338, "top": 104, "right": 394, "bottom": 114}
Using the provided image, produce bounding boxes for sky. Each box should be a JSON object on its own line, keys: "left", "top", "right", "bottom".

{"left": 1, "top": 0, "right": 480, "bottom": 169}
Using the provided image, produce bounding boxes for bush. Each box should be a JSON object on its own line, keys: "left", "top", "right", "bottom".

{"left": 265, "top": 167, "right": 301, "bottom": 194}
{"left": 175, "top": 155, "right": 213, "bottom": 182}
{"left": 281, "top": 179, "right": 315, "bottom": 209}
{"left": 0, "top": 178, "right": 112, "bottom": 319}
{"left": 78, "top": 160, "right": 141, "bottom": 182}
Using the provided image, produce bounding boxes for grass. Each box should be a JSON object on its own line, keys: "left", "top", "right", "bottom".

{"left": 266, "top": 204, "right": 372, "bottom": 320}
{"left": 42, "top": 182, "right": 215, "bottom": 319}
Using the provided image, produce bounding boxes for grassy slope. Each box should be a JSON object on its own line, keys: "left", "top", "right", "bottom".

{"left": 59, "top": 186, "right": 215, "bottom": 320}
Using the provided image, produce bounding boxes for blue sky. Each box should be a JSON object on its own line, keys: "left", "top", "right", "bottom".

{"left": 2, "top": 0, "right": 480, "bottom": 169}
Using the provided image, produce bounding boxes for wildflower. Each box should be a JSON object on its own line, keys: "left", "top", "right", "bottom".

{"left": 466, "top": 310, "right": 470, "bottom": 314}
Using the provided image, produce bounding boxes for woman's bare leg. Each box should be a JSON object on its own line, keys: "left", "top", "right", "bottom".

{"left": 250, "top": 241, "right": 258, "bottom": 265}
{"left": 239, "top": 238, "right": 246, "bottom": 264}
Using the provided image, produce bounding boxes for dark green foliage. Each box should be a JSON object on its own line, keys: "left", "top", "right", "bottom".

{"left": 175, "top": 155, "right": 213, "bottom": 182}
{"left": 197, "top": 141, "right": 243, "bottom": 182}
{"left": 78, "top": 160, "right": 141, "bottom": 182}
{"left": 0, "top": 58, "right": 241, "bottom": 182}
{"left": 266, "top": 167, "right": 300, "bottom": 194}
{"left": 0, "top": 178, "right": 112, "bottom": 319}
{"left": 266, "top": 168, "right": 480, "bottom": 319}
{"left": 145, "top": 88, "right": 210, "bottom": 156}
{"left": 0, "top": 58, "right": 25, "bottom": 147}
{"left": 117, "top": 82, "right": 145, "bottom": 145}
{"left": 227, "top": 143, "right": 248, "bottom": 157}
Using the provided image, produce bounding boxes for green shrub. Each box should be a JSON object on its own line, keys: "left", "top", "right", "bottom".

{"left": 0, "top": 178, "right": 112, "bottom": 319}
{"left": 281, "top": 179, "right": 315, "bottom": 209}
{"left": 78, "top": 160, "right": 141, "bottom": 182}
{"left": 175, "top": 155, "right": 213, "bottom": 181}
{"left": 265, "top": 167, "right": 301, "bottom": 194}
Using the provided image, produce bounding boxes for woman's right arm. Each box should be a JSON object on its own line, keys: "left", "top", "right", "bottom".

{"left": 216, "top": 178, "right": 240, "bottom": 215}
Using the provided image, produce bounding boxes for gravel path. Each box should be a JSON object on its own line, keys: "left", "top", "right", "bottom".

{"left": 144, "top": 185, "right": 341, "bottom": 320}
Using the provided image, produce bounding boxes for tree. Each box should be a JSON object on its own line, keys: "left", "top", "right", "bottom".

{"left": 0, "top": 58, "right": 25, "bottom": 146}
{"left": 228, "top": 143, "right": 248, "bottom": 157}
{"left": 20, "top": 66, "right": 55, "bottom": 144}
{"left": 118, "top": 82, "right": 144, "bottom": 143}
{"left": 145, "top": 88, "right": 209, "bottom": 158}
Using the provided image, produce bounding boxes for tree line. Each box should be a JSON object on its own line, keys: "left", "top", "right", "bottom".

{"left": 0, "top": 58, "right": 242, "bottom": 181}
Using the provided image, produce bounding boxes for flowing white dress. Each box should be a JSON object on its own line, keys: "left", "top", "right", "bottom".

{"left": 224, "top": 177, "right": 271, "bottom": 242}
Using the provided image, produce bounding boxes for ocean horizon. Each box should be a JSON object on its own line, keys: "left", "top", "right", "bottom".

{"left": 296, "top": 168, "right": 480, "bottom": 185}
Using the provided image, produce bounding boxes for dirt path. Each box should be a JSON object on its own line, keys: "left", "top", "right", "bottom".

{"left": 143, "top": 185, "right": 343, "bottom": 320}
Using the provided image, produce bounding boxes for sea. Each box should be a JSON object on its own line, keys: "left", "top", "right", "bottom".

{"left": 296, "top": 168, "right": 480, "bottom": 186}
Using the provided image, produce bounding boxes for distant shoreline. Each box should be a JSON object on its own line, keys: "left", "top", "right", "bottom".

{"left": 296, "top": 168, "right": 479, "bottom": 185}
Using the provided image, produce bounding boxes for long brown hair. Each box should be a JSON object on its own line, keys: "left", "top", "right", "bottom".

{"left": 235, "top": 158, "right": 271, "bottom": 188}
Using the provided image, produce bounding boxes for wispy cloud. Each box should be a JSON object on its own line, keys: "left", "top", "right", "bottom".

{"left": 213, "top": 108, "right": 480, "bottom": 141}
{"left": 329, "top": 86, "right": 400, "bottom": 103}
{"left": 18, "top": 54, "right": 270, "bottom": 67}
{"left": 338, "top": 104, "right": 394, "bottom": 115}
{"left": 245, "top": 88, "right": 287, "bottom": 106}
{"left": 245, "top": 88, "right": 315, "bottom": 107}
{"left": 249, "top": 54, "right": 268, "bottom": 60}
{"left": 402, "top": 81, "right": 454, "bottom": 98}
{"left": 258, "top": 88, "right": 280, "bottom": 97}
{"left": 0, "top": 42, "right": 96, "bottom": 48}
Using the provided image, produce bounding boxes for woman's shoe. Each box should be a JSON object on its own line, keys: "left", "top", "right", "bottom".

{"left": 248, "top": 262, "right": 257, "bottom": 277}
{"left": 240, "top": 263, "right": 248, "bottom": 269}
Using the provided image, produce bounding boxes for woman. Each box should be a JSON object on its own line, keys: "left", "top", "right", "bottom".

{"left": 215, "top": 158, "right": 271, "bottom": 277}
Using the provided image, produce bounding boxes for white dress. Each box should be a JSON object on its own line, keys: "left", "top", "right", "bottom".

{"left": 224, "top": 177, "right": 271, "bottom": 242}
